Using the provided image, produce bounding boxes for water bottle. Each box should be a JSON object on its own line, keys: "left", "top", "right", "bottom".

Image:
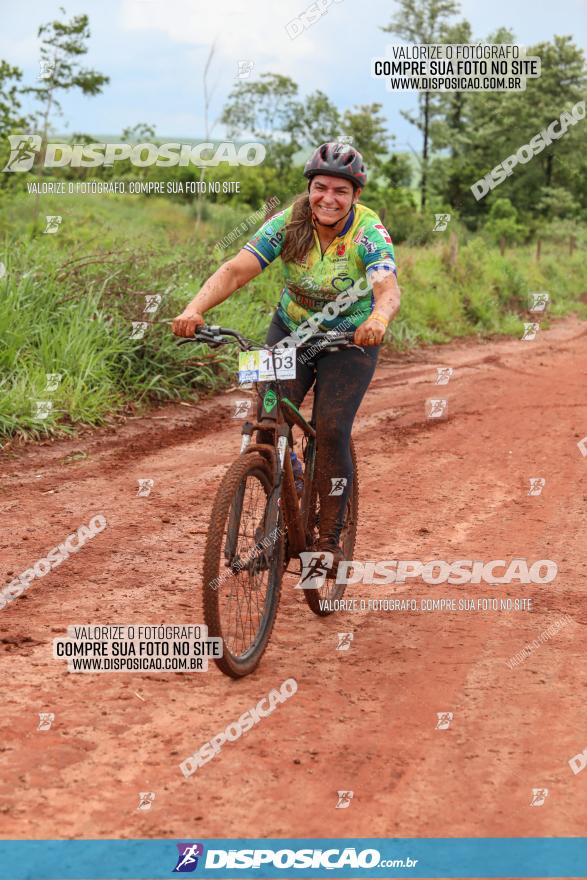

{"left": 290, "top": 450, "right": 304, "bottom": 497}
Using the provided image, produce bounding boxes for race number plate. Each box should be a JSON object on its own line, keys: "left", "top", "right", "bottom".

{"left": 238, "top": 349, "right": 296, "bottom": 384}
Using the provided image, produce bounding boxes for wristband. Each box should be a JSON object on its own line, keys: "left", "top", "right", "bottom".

{"left": 369, "top": 311, "right": 389, "bottom": 329}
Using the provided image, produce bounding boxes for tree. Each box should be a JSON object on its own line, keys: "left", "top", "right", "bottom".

{"left": 221, "top": 73, "right": 301, "bottom": 172}
{"left": 296, "top": 90, "right": 341, "bottom": 146}
{"left": 340, "top": 103, "right": 390, "bottom": 175}
{"left": 381, "top": 0, "right": 460, "bottom": 208}
{"left": 121, "top": 123, "right": 156, "bottom": 143}
{"left": 23, "top": 8, "right": 109, "bottom": 221}
{"left": 484, "top": 197, "right": 524, "bottom": 246}
{"left": 0, "top": 61, "right": 28, "bottom": 137}
{"left": 24, "top": 8, "right": 109, "bottom": 144}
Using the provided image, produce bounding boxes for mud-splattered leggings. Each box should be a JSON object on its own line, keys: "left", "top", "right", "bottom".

{"left": 257, "top": 310, "right": 379, "bottom": 545}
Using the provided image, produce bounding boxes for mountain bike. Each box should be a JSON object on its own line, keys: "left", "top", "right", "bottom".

{"left": 178, "top": 325, "right": 361, "bottom": 678}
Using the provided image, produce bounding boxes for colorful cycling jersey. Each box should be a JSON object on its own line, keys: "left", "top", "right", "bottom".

{"left": 242, "top": 203, "right": 396, "bottom": 333}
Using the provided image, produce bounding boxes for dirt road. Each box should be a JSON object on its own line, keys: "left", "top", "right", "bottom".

{"left": 1, "top": 317, "right": 586, "bottom": 846}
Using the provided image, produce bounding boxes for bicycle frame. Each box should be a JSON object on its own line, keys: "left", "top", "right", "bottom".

{"left": 238, "top": 377, "right": 313, "bottom": 558}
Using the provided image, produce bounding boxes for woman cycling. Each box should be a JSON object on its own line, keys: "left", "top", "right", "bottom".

{"left": 172, "top": 142, "right": 400, "bottom": 577}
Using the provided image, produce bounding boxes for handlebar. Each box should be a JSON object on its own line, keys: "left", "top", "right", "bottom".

{"left": 177, "top": 325, "right": 362, "bottom": 352}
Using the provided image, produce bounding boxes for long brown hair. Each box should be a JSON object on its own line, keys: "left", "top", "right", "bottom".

{"left": 280, "top": 193, "right": 314, "bottom": 264}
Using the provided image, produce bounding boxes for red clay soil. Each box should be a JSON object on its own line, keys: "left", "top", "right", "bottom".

{"left": 0, "top": 317, "right": 586, "bottom": 875}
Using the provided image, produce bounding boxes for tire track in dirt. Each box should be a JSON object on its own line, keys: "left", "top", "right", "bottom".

{"left": 0, "top": 316, "right": 586, "bottom": 844}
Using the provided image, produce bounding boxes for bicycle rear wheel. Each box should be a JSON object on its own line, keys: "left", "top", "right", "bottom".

{"left": 303, "top": 439, "right": 359, "bottom": 616}
{"left": 202, "top": 453, "right": 284, "bottom": 677}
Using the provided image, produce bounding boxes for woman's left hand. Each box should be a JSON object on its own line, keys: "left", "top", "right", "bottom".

{"left": 354, "top": 317, "right": 387, "bottom": 346}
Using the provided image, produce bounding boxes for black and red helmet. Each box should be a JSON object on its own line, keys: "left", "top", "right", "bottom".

{"left": 303, "top": 142, "right": 367, "bottom": 188}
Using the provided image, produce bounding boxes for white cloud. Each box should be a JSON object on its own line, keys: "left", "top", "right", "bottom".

{"left": 120, "top": 0, "right": 319, "bottom": 63}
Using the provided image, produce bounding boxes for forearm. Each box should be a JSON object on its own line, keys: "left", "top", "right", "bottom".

{"left": 371, "top": 273, "right": 401, "bottom": 322}
{"left": 180, "top": 261, "right": 240, "bottom": 316}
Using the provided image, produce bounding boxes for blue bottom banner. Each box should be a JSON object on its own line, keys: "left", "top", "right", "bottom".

{"left": 0, "top": 838, "right": 586, "bottom": 879}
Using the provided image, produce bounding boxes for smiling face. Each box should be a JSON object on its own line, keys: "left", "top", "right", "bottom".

{"left": 309, "top": 174, "right": 361, "bottom": 226}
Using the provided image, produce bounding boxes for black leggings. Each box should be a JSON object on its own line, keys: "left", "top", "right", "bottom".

{"left": 257, "top": 310, "right": 379, "bottom": 545}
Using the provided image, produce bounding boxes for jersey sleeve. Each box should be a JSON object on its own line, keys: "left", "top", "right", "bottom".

{"left": 354, "top": 219, "right": 397, "bottom": 278}
{"left": 242, "top": 209, "right": 288, "bottom": 269}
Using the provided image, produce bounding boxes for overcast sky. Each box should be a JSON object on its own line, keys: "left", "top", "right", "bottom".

{"left": 2, "top": 0, "right": 586, "bottom": 154}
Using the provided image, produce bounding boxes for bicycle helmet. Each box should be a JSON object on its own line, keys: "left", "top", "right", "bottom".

{"left": 304, "top": 142, "right": 367, "bottom": 188}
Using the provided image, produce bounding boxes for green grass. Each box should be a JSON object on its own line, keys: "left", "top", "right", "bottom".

{"left": 1, "top": 191, "right": 586, "bottom": 441}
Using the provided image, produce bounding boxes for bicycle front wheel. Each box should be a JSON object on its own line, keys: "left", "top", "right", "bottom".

{"left": 202, "top": 453, "right": 284, "bottom": 677}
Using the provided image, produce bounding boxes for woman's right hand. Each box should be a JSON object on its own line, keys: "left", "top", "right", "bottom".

{"left": 171, "top": 311, "right": 206, "bottom": 337}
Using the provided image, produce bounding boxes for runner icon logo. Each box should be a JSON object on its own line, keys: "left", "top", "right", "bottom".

{"left": 296, "top": 551, "right": 331, "bottom": 590}
{"left": 173, "top": 843, "right": 204, "bottom": 872}
{"left": 433, "top": 213, "right": 451, "bottom": 231}
{"left": 436, "top": 712, "right": 453, "bottom": 730}
{"left": 137, "top": 792, "right": 155, "bottom": 811}
{"left": 2, "top": 134, "right": 42, "bottom": 172}
{"left": 233, "top": 399, "right": 252, "bottom": 418}
{"left": 530, "top": 788, "right": 548, "bottom": 806}
{"left": 426, "top": 398, "right": 448, "bottom": 419}
{"left": 336, "top": 790, "right": 354, "bottom": 809}
{"left": 336, "top": 632, "right": 353, "bottom": 651}
{"left": 529, "top": 292, "right": 549, "bottom": 312}
{"left": 44, "top": 215, "right": 62, "bottom": 234}
{"left": 144, "top": 294, "right": 162, "bottom": 314}
{"left": 522, "top": 322, "right": 539, "bottom": 341}
{"left": 435, "top": 367, "right": 453, "bottom": 385}
{"left": 130, "top": 321, "right": 149, "bottom": 340}
{"left": 528, "top": 477, "right": 545, "bottom": 496}
{"left": 329, "top": 477, "right": 347, "bottom": 496}
{"left": 45, "top": 373, "right": 62, "bottom": 392}
{"left": 137, "top": 479, "right": 154, "bottom": 497}
{"left": 37, "top": 712, "right": 54, "bottom": 731}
